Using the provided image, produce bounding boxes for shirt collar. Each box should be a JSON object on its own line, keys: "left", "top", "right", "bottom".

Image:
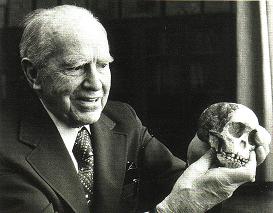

{"left": 40, "top": 99, "right": 91, "bottom": 171}
{"left": 40, "top": 99, "right": 91, "bottom": 134}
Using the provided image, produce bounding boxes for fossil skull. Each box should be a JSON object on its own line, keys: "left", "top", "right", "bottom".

{"left": 197, "top": 102, "right": 259, "bottom": 168}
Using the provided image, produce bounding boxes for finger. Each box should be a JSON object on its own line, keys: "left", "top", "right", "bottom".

{"left": 253, "top": 126, "right": 271, "bottom": 165}
{"left": 187, "top": 134, "right": 210, "bottom": 165}
{"left": 254, "top": 126, "right": 271, "bottom": 153}
{"left": 255, "top": 145, "right": 268, "bottom": 165}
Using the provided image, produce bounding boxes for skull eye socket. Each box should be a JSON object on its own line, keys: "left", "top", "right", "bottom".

{"left": 227, "top": 122, "right": 246, "bottom": 138}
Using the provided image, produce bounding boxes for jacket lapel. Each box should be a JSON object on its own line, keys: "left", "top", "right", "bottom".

{"left": 19, "top": 103, "right": 90, "bottom": 213}
{"left": 91, "top": 114, "right": 128, "bottom": 213}
{"left": 19, "top": 99, "right": 128, "bottom": 213}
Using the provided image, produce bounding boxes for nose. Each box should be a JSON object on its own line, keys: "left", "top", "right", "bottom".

{"left": 82, "top": 63, "right": 102, "bottom": 90}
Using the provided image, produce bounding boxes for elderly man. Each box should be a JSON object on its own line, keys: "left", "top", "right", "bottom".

{"left": 0, "top": 5, "right": 270, "bottom": 213}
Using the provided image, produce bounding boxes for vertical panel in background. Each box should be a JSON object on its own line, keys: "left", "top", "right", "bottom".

{"left": 0, "top": 6, "right": 4, "bottom": 28}
{"left": 0, "top": 6, "right": 6, "bottom": 102}
{"left": 0, "top": 4, "right": 5, "bottom": 94}
{"left": 0, "top": 0, "right": 5, "bottom": 28}
{"left": 62, "top": 0, "right": 87, "bottom": 8}
{"left": 203, "top": 1, "right": 232, "bottom": 14}
{"left": 122, "top": 0, "right": 160, "bottom": 18}
{"left": 237, "top": 1, "right": 273, "bottom": 181}
{"left": 36, "top": 0, "right": 57, "bottom": 9}
{"left": 8, "top": 0, "right": 32, "bottom": 27}
{"left": 165, "top": 1, "right": 201, "bottom": 16}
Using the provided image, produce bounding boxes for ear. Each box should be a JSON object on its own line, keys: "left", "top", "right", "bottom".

{"left": 21, "top": 58, "right": 41, "bottom": 90}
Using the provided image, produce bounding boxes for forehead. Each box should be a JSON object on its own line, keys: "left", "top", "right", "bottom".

{"left": 49, "top": 20, "right": 110, "bottom": 63}
{"left": 229, "top": 107, "right": 259, "bottom": 128}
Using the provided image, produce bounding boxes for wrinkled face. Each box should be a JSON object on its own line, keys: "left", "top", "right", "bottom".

{"left": 197, "top": 103, "right": 259, "bottom": 168}
{"left": 38, "top": 21, "right": 113, "bottom": 127}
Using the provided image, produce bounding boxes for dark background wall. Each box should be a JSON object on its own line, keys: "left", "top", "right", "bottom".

{"left": 3, "top": 1, "right": 273, "bottom": 213}
{"left": 0, "top": 0, "right": 236, "bottom": 161}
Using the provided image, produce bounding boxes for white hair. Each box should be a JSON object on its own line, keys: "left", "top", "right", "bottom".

{"left": 19, "top": 5, "right": 104, "bottom": 69}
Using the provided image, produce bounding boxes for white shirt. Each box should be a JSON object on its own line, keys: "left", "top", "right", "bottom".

{"left": 40, "top": 100, "right": 91, "bottom": 172}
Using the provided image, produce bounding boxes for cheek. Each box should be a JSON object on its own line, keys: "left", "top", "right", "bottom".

{"left": 40, "top": 73, "right": 81, "bottom": 113}
{"left": 44, "top": 72, "right": 77, "bottom": 96}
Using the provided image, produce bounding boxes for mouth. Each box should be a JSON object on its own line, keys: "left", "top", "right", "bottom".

{"left": 77, "top": 97, "right": 100, "bottom": 102}
{"left": 217, "top": 151, "right": 249, "bottom": 168}
{"left": 73, "top": 96, "right": 102, "bottom": 110}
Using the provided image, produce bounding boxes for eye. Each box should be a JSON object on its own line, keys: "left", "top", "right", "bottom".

{"left": 227, "top": 122, "right": 246, "bottom": 138}
{"left": 74, "top": 64, "right": 85, "bottom": 70}
{"left": 67, "top": 64, "right": 85, "bottom": 71}
{"left": 96, "top": 62, "right": 108, "bottom": 69}
{"left": 64, "top": 64, "right": 85, "bottom": 76}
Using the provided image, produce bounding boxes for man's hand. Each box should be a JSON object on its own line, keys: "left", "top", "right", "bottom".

{"left": 253, "top": 126, "right": 271, "bottom": 165}
{"left": 157, "top": 126, "right": 270, "bottom": 212}
{"left": 187, "top": 125, "right": 271, "bottom": 165}
{"left": 187, "top": 134, "right": 210, "bottom": 165}
{"left": 157, "top": 149, "right": 257, "bottom": 213}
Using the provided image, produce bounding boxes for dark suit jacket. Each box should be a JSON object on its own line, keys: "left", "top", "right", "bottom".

{"left": 0, "top": 95, "right": 186, "bottom": 213}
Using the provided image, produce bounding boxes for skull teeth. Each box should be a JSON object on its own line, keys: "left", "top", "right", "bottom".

{"left": 217, "top": 151, "right": 248, "bottom": 168}
{"left": 220, "top": 152, "right": 248, "bottom": 162}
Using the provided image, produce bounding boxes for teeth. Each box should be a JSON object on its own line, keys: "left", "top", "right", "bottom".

{"left": 218, "top": 151, "right": 249, "bottom": 168}
{"left": 80, "top": 97, "right": 100, "bottom": 102}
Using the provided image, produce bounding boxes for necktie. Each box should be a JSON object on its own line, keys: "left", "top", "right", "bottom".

{"left": 72, "top": 127, "right": 94, "bottom": 207}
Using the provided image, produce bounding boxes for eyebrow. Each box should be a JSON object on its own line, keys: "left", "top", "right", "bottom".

{"left": 98, "top": 55, "right": 114, "bottom": 63}
{"left": 61, "top": 56, "right": 87, "bottom": 67}
{"left": 61, "top": 55, "right": 114, "bottom": 67}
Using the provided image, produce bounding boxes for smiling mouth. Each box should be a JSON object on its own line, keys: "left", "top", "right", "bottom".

{"left": 77, "top": 97, "right": 100, "bottom": 102}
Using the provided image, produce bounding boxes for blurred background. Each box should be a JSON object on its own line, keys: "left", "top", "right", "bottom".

{"left": 0, "top": 0, "right": 236, "bottom": 159}
{"left": 0, "top": 1, "right": 272, "bottom": 212}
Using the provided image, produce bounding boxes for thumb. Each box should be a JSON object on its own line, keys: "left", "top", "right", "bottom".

{"left": 254, "top": 125, "right": 271, "bottom": 149}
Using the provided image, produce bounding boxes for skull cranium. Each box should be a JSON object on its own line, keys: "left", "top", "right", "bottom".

{"left": 197, "top": 102, "right": 259, "bottom": 168}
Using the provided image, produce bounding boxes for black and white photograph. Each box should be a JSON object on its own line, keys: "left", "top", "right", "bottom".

{"left": 0, "top": 0, "right": 272, "bottom": 212}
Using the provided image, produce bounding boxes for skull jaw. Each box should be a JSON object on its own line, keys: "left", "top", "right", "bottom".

{"left": 217, "top": 153, "right": 247, "bottom": 168}
{"left": 209, "top": 133, "right": 250, "bottom": 168}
